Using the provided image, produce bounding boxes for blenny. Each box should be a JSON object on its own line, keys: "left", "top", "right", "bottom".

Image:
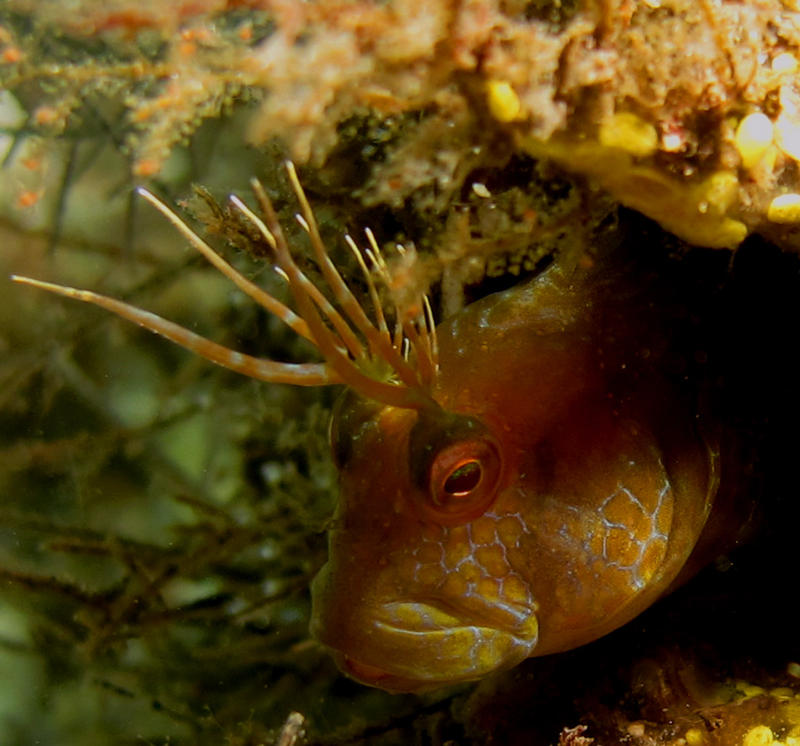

{"left": 12, "top": 164, "right": 743, "bottom": 692}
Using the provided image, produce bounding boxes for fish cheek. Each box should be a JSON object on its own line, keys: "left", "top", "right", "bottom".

{"left": 502, "top": 406, "right": 699, "bottom": 655}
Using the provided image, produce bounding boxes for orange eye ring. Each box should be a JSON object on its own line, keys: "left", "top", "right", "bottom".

{"left": 421, "top": 438, "right": 503, "bottom": 525}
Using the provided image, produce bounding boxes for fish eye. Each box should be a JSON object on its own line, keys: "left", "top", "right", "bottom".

{"left": 442, "top": 459, "right": 482, "bottom": 496}
{"left": 425, "top": 438, "right": 502, "bottom": 524}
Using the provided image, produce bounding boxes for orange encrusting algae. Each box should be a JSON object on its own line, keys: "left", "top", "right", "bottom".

{"left": 11, "top": 163, "right": 739, "bottom": 692}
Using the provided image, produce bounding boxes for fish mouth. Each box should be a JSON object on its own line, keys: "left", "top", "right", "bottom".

{"left": 315, "top": 599, "right": 539, "bottom": 692}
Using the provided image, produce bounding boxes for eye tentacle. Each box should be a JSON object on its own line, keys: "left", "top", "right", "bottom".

{"left": 284, "top": 162, "right": 424, "bottom": 391}
{"left": 358, "top": 229, "right": 392, "bottom": 343}
{"left": 13, "top": 163, "right": 441, "bottom": 411}
{"left": 229, "top": 194, "right": 364, "bottom": 362}
{"left": 231, "top": 189, "right": 436, "bottom": 411}
{"left": 350, "top": 229, "right": 437, "bottom": 384}
{"left": 364, "top": 236, "right": 436, "bottom": 386}
{"left": 401, "top": 312, "right": 435, "bottom": 386}
{"left": 136, "top": 187, "right": 315, "bottom": 345}
{"left": 9, "top": 275, "right": 339, "bottom": 386}
{"left": 423, "top": 295, "right": 439, "bottom": 374}
{"left": 362, "top": 231, "right": 405, "bottom": 351}
{"left": 395, "top": 242, "right": 437, "bottom": 385}
{"left": 343, "top": 232, "right": 391, "bottom": 344}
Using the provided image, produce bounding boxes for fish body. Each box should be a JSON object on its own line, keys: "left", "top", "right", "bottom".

{"left": 312, "top": 263, "right": 724, "bottom": 691}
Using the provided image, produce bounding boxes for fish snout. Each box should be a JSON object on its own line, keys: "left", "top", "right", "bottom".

{"left": 310, "top": 578, "right": 539, "bottom": 691}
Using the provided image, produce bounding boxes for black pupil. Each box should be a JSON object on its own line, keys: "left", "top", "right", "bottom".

{"left": 443, "top": 460, "right": 482, "bottom": 496}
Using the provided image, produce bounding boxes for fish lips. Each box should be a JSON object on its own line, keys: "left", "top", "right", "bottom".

{"left": 312, "top": 599, "right": 539, "bottom": 692}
